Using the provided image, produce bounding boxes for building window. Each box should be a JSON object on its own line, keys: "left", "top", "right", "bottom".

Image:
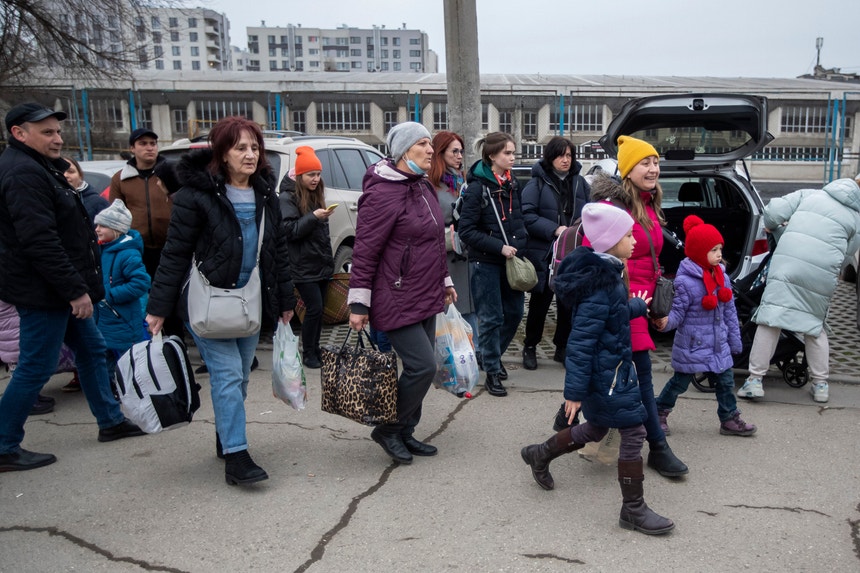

{"left": 308, "top": 35, "right": 318, "bottom": 43}
{"left": 173, "top": 60, "right": 181, "bottom": 70}
{"left": 170, "top": 31, "right": 179, "bottom": 42}
{"left": 152, "top": 32, "right": 162, "bottom": 44}
{"left": 190, "top": 46, "right": 199, "bottom": 56}
{"left": 270, "top": 60, "right": 278, "bottom": 70}
{"left": 153, "top": 45, "right": 163, "bottom": 58}
{"left": 282, "top": 60, "right": 289, "bottom": 69}
{"left": 295, "top": 35, "right": 302, "bottom": 44}
{"left": 317, "top": 102, "right": 371, "bottom": 131}
{"left": 248, "top": 59, "right": 260, "bottom": 70}
{"left": 336, "top": 37, "right": 348, "bottom": 45}
{"left": 151, "top": 16, "right": 160, "bottom": 29}
{"left": 384, "top": 111, "right": 398, "bottom": 134}
{"left": 136, "top": 107, "right": 152, "bottom": 130}
{"left": 172, "top": 108, "right": 187, "bottom": 134}
{"left": 521, "top": 144, "right": 544, "bottom": 160}
{"left": 350, "top": 36, "right": 361, "bottom": 44}
{"left": 380, "top": 37, "right": 388, "bottom": 46}
{"left": 352, "top": 61, "right": 363, "bottom": 69}
{"left": 155, "top": 60, "right": 164, "bottom": 70}
{"left": 294, "top": 60, "right": 303, "bottom": 71}
{"left": 409, "top": 50, "right": 421, "bottom": 57}
{"left": 268, "top": 35, "right": 275, "bottom": 44}
{"left": 189, "top": 32, "right": 198, "bottom": 42}
{"left": 269, "top": 47, "right": 276, "bottom": 57}
{"left": 393, "top": 37, "right": 401, "bottom": 46}
{"left": 195, "top": 101, "right": 252, "bottom": 127}
{"left": 523, "top": 112, "right": 537, "bottom": 138}
{"left": 381, "top": 49, "right": 388, "bottom": 59}
{"left": 192, "top": 61, "right": 200, "bottom": 70}
{"left": 752, "top": 146, "right": 827, "bottom": 161}
{"left": 336, "top": 49, "right": 348, "bottom": 58}
{"left": 188, "top": 17, "right": 197, "bottom": 28}
{"left": 168, "top": 17, "right": 178, "bottom": 28}
{"left": 281, "top": 48, "right": 288, "bottom": 56}
{"left": 393, "top": 62, "right": 401, "bottom": 71}
{"left": 569, "top": 104, "right": 603, "bottom": 131}
{"left": 781, "top": 106, "right": 828, "bottom": 134}
{"left": 172, "top": 46, "right": 181, "bottom": 56}
{"left": 309, "top": 61, "right": 320, "bottom": 68}
{"left": 293, "top": 110, "right": 306, "bottom": 133}
{"left": 336, "top": 62, "right": 349, "bottom": 71}
{"left": 393, "top": 50, "right": 400, "bottom": 59}
{"left": 138, "top": 47, "right": 147, "bottom": 68}
{"left": 482, "top": 103, "right": 489, "bottom": 131}
{"left": 410, "top": 38, "right": 420, "bottom": 45}
{"left": 351, "top": 49, "right": 361, "bottom": 57}
{"left": 499, "top": 111, "right": 513, "bottom": 133}
{"left": 91, "top": 99, "right": 123, "bottom": 130}
{"left": 409, "top": 62, "right": 421, "bottom": 71}
{"left": 381, "top": 62, "right": 389, "bottom": 71}
{"left": 309, "top": 48, "right": 319, "bottom": 55}
{"left": 434, "top": 104, "right": 448, "bottom": 131}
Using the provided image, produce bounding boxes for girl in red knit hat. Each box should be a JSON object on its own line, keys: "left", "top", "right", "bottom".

{"left": 653, "top": 215, "right": 756, "bottom": 436}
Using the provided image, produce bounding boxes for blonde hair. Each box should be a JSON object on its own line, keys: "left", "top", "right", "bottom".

{"left": 621, "top": 178, "right": 666, "bottom": 231}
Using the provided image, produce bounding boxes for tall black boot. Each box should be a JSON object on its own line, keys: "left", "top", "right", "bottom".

{"left": 224, "top": 450, "right": 268, "bottom": 486}
{"left": 216, "top": 432, "right": 225, "bottom": 460}
{"left": 520, "top": 428, "right": 584, "bottom": 490}
{"left": 647, "top": 439, "right": 689, "bottom": 477}
{"left": 617, "top": 458, "right": 674, "bottom": 535}
{"left": 552, "top": 402, "right": 581, "bottom": 432}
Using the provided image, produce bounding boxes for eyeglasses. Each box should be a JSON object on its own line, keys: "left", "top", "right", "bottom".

{"left": 449, "top": 149, "right": 463, "bottom": 155}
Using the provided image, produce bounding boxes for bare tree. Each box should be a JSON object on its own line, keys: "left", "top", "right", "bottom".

{"left": 0, "top": 0, "right": 184, "bottom": 88}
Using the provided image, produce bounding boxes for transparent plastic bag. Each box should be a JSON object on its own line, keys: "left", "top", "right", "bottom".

{"left": 272, "top": 324, "right": 307, "bottom": 410}
{"left": 433, "top": 305, "right": 479, "bottom": 398}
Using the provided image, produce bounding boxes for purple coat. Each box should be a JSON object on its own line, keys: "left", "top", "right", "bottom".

{"left": 664, "top": 258, "right": 742, "bottom": 374}
{"left": 348, "top": 160, "right": 451, "bottom": 332}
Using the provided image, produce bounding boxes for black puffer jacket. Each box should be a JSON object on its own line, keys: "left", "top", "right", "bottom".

{"left": 0, "top": 140, "right": 103, "bottom": 309}
{"left": 146, "top": 149, "right": 296, "bottom": 323}
{"left": 458, "top": 160, "right": 527, "bottom": 264}
{"left": 278, "top": 177, "right": 334, "bottom": 282}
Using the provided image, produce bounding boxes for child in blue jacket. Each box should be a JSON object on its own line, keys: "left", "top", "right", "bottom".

{"left": 520, "top": 202, "right": 674, "bottom": 536}
{"left": 654, "top": 215, "right": 755, "bottom": 436}
{"left": 93, "top": 200, "right": 150, "bottom": 383}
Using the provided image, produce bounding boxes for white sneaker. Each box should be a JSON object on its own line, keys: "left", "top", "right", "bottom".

{"left": 810, "top": 382, "right": 829, "bottom": 403}
{"left": 737, "top": 377, "right": 764, "bottom": 399}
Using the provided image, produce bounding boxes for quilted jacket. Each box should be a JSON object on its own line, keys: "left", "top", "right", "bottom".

{"left": 94, "top": 230, "right": 150, "bottom": 351}
{"left": 146, "top": 149, "right": 296, "bottom": 324}
{"left": 553, "top": 246, "right": 647, "bottom": 429}
{"left": 664, "top": 258, "right": 742, "bottom": 374}
{"left": 278, "top": 176, "right": 334, "bottom": 283}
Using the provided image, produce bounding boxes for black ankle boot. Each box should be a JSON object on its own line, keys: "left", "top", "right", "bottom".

{"left": 552, "top": 402, "right": 580, "bottom": 432}
{"left": 224, "top": 450, "right": 268, "bottom": 486}
{"left": 216, "top": 433, "right": 225, "bottom": 460}
{"left": 371, "top": 427, "right": 413, "bottom": 464}
{"left": 647, "top": 440, "right": 689, "bottom": 477}
{"left": 485, "top": 373, "right": 507, "bottom": 397}
{"left": 522, "top": 346, "right": 537, "bottom": 370}
{"left": 618, "top": 458, "right": 674, "bottom": 535}
{"left": 520, "top": 428, "right": 583, "bottom": 490}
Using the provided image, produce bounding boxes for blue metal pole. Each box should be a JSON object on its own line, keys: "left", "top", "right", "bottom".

{"left": 81, "top": 89, "right": 93, "bottom": 161}
{"left": 275, "top": 93, "right": 282, "bottom": 130}
{"left": 413, "top": 93, "right": 420, "bottom": 123}
{"left": 129, "top": 90, "right": 137, "bottom": 131}
{"left": 559, "top": 94, "right": 565, "bottom": 136}
{"left": 72, "top": 87, "right": 85, "bottom": 160}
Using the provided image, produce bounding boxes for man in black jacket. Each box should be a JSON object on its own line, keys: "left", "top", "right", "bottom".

{"left": 0, "top": 103, "right": 145, "bottom": 473}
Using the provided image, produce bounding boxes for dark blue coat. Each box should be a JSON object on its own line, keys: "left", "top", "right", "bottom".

{"left": 554, "top": 247, "right": 647, "bottom": 428}
{"left": 95, "top": 230, "right": 150, "bottom": 351}
{"left": 521, "top": 160, "right": 590, "bottom": 285}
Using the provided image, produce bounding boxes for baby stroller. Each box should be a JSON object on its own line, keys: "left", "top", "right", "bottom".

{"left": 692, "top": 251, "right": 809, "bottom": 392}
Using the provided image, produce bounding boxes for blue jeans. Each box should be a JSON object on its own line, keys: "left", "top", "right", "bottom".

{"left": 470, "top": 261, "right": 524, "bottom": 375}
{"left": 0, "top": 308, "right": 124, "bottom": 454}
{"left": 632, "top": 350, "right": 666, "bottom": 445}
{"left": 188, "top": 325, "right": 260, "bottom": 454}
{"left": 656, "top": 369, "right": 738, "bottom": 423}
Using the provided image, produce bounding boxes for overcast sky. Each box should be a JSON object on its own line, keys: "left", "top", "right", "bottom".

{"left": 206, "top": 0, "right": 859, "bottom": 78}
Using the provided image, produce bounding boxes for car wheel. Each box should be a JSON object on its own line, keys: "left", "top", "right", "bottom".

{"left": 333, "top": 244, "right": 353, "bottom": 274}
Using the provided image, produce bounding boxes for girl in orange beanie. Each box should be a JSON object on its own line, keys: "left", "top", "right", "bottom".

{"left": 653, "top": 215, "right": 756, "bottom": 437}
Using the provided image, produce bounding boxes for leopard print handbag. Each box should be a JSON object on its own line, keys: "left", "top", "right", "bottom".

{"left": 320, "top": 329, "right": 398, "bottom": 426}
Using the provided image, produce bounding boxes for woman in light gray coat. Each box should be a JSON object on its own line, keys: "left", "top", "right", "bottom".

{"left": 737, "top": 177, "right": 860, "bottom": 403}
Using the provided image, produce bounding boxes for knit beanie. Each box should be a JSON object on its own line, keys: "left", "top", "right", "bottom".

{"left": 294, "top": 145, "right": 322, "bottom": 176}
{"left": 683, "top": 215, "right": 732, "bottom": 309}
{"left": 617, "top": 135, "right": 659, "bottom": 179}
{"left": 94, "top": 199, "right": 132, "bottom": 234}
{"left": 387, "top": 121, "right": 431, "bottom": 162}
{"left": 581, "top": 202, "right": 634, "bottom": 254}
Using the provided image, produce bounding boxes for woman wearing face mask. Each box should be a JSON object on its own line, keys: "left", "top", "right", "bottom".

{"left": 63, "top": 156, "right": 109, "bottom": 227}
{"left": 589, "top": 135, "right": 688, "bottom": 479}
{"left": 427, "top": 131, "right": 479, "bottom": 345}
{"left": 348, "top": 121, "right": 455, "bottom": 465}
{"left": 279, "top": 146, "right": 333, "bottom": 369}
{"left": 457, "top": 132, "right": 526, "bottom": 398}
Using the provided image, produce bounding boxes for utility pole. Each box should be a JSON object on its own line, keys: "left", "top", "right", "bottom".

{"left": 816, "top": 37, "right": 823, "bottom": 68}
{"left": 443, "top": 0, "right": 481, "bottom": 169}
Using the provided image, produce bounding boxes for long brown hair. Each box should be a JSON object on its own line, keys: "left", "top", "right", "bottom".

{"left": 294, "top": 172, "right": 326, "bottom": 215}
{"left": 428, "top": 131, "right": 464, "bottom": 189}
{"left": 621, "top": 178, "right": 666, "bottom": 230}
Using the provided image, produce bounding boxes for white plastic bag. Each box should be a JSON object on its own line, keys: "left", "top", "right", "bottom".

{"left": 433, "top": 305, "right": 479, "bottom": 397}
{"left": 272, "top": 324, "right": 307, "bottom": 410}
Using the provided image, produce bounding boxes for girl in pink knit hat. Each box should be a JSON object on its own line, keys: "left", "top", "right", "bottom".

{"left": 653, "top": 215, "right": 756, "bottom": 436}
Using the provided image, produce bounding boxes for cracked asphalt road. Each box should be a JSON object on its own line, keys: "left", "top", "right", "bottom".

{"left": 1, "top": 342, "right": 859, "bottom": 572}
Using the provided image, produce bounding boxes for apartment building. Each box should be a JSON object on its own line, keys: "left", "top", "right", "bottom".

{"left": 244, "top": 23, "right": 437, "bottom": 73}
{"left": 134, "top": 7, "right": 231, "bottom": 72}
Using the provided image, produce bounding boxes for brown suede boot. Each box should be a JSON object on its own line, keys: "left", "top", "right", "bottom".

{"left": 520, "top": 428, "right": 584, "bottom": 490}
{"left": 617, "top": 458, "right": 675, "bottom": 535}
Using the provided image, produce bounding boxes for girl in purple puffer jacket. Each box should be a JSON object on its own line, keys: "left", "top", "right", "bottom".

{"left": 654, "top": 216, "right": 756, "bottom": 437}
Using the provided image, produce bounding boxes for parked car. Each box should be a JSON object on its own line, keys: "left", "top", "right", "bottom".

{"left": 598, "top": 93, "right": 774, "bottom": 281}
{"left": 78, "top": 160, "right": 126, "bottom": 196}
{"left": 159, "top": 135, "right": 385, "bottom": 272}
{"left": 839, "top": 249, "right": 860, "bottom": 331}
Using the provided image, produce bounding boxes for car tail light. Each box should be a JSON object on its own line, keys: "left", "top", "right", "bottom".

{"left": 751, "top": 239, "right": 769, "bottom": 256}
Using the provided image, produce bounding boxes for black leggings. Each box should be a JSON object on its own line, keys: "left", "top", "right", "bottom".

{"left": 569, "top": 421, "right": 647, "bottom": 462}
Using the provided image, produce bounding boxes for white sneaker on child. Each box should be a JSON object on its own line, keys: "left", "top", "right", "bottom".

{"left": 810, "top": 382, "right": 829, "bottom": 403}
{"left": 737, "top": 377, "right": 764, "bottom": 399}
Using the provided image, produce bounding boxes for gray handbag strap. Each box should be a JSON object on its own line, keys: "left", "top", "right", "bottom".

{"left": 486, "top": 185, "right": 510, "bottom": 246}
{"left": 642, "top": 225, "right": 660, "bottom": 274}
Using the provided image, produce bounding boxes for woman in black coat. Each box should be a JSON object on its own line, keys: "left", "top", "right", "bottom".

{"left": 279, "top": 146, "right": 334, "bottom": 368}
{"left": 146, "top": 117, "right": 296, "bottom": 487}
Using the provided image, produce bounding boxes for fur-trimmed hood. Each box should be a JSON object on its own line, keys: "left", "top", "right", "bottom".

{"left": 588, "top": 171, "right": 628, "bottom": 207}
{"left": 176, "top": 148, "right": 276, "bottom": 193}
{"left": 553, "top": 246, "right": 626, "bottom": 306}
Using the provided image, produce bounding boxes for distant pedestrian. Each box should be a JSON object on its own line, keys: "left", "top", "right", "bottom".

{"left": 0, "top": 103, "right": 146, "bottom": 473}
{"left": 737, "top": 177, "right": 860, "bottom": 403}
{"left": 654, "top": 215, "right": 756, "bottom": 437}
{"left": 63, "top": 156, "right": 109, "bottom": 226}
{"left": 521, "top": 202, "right": 674, "bottom": 535}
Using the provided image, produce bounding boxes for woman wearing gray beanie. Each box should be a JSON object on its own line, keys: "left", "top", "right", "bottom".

{"left": 347, "top": 121, "right": 456, "bottom": 464}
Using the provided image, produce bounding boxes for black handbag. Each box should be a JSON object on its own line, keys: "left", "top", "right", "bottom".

{"left": 319, "top": 329, "right": 398, "bottom": 426}
{"left": 644, "top": 229, "right": 674, "bottom": 319}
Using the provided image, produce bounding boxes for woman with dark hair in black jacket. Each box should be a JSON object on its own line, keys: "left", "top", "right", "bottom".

{"left": 146, "top": 116, "right": 296, "bottom": 487}
{"left": 520, "top": 137, "right": 590, "bottom": 372}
